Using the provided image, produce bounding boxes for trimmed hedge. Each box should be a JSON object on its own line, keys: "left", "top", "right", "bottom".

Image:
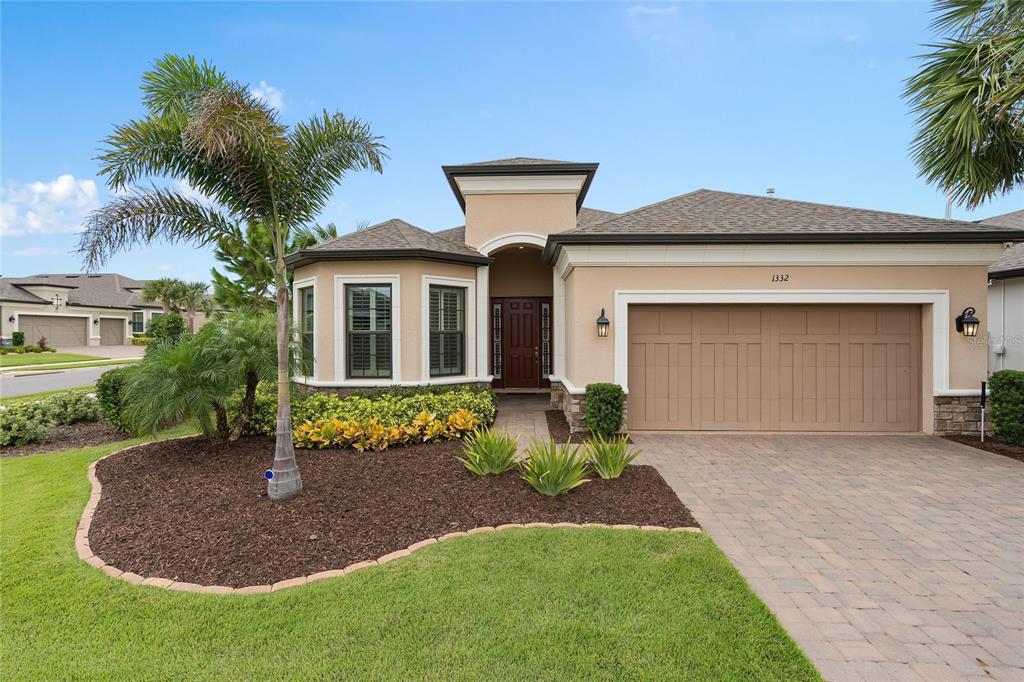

{"left": 231, "top": 384, "right": 497, "bottom": 438}
{"left": 0, "top": 391, "right": 100, "bottom": 446}
{"left": 96, "top": 366, "right": 138, "bottom": 433}
{"left": 11, "top": 331, "right": 24, "bottom": 347}
{"left": 989, "top": 370, "right": 1024, "bottom": 446}
{"left": 585, "top": 383, "right": 625, "bottom": 438}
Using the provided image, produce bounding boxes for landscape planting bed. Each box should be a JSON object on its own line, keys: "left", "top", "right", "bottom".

{"left": 89, "top": 436, "right": 697, "bottom": 586}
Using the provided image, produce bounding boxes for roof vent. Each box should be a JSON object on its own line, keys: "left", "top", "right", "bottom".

{"left": 766, "top": 188, "right": 776, "bottom": 198}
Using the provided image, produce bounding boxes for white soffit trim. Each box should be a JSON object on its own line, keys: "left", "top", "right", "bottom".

{"left": 454, "top": 174, "right": 586, "bottom": 196}
{"left": 478, "top": 233, "right": 547, "bottom": 256}
{"left": 612, "top": 289, "right": 952, "bottom": 396}
{"left": 334, "top": 274, "right": 401, "bottom": 384}
{"left": 558, "top": 243, "right": 1006, "bottom": 277}
{"left": 295, "top": 375, "right": 494, "bottom": 389}
{"left": 421, "top": 274, "right": 477, "bottom": 382}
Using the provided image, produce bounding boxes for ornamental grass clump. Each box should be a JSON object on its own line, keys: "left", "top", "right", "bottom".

{"left": 587, "top": 435, "right": 640, "bottom": 479}
{"left": 458, "top": 428, "right": 519, "bottom": 475}
{"left": 519, "top": 441, "right": 591, "bottom": 496}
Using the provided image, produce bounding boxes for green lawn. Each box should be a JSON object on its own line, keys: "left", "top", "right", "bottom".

{"left": 0, "top": 352, "right": 105, "bottom": 368}
{"left": 1, "top": 434, "right": 820, "bottom": 681}
{"left": 0, "top": 385, "right": 96, "bottom": 406}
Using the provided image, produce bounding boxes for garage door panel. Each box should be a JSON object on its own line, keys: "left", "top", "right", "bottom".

{"left": 19, "top": 315, "right": 87, "bottom": 347}
{"left": 628, "top": 305, "right": 920, "bottom": 432}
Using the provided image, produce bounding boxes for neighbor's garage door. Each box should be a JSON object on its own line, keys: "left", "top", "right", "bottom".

{"left": 628, "top": 305, "right": 921, "bottom": 432}
{"left": 99, "top": 318, "right": 126, "bottom": 345}
{"left": 18, "top": 315, "right": 88, "bottom": 347}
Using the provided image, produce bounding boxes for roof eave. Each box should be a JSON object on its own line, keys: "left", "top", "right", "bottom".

{"left": 542, "top": 231, "right": 1024, "bottom": 265}
{"left": 285, "top": 248, "right": 493, "bottom": 271}
{"left": 441, "top": 162, "right": 600, "bottom": 213}
{"left": 989, "top": 266, "right": 1024, "bottom": 281}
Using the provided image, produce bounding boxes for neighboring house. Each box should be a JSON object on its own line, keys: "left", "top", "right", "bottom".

{"left": 285, "top": 157, "right": 1024, "bottom": 436}
{"left": 0, "top": 273, "right": 205, "bottom": 347}
{"left": 983, "top": 210, "right": 1024, "bottom": 373}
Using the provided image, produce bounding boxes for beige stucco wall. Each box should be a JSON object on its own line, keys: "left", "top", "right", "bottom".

{"left": 464, "top": 193, "right": 577, "bottom": 250}
{"left": 561, "top": 264, "right": 991, "bottom": 431}
{"left": 292, "top": 259, "right": 480, "bottom": 382}
{"left": 489, "top": 247, "right": 553, "bottom": 298}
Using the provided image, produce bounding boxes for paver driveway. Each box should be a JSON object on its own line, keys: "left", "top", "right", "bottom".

{"left": 637, "top": 434, "right": 1024, "bottom": 682}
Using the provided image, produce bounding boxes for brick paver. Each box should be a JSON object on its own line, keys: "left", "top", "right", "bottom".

{"left": 638, "top": 433, "right": 1024, "bottom": 682}
{"left": 494, "top": 394, "right": 550, "bottom": 449}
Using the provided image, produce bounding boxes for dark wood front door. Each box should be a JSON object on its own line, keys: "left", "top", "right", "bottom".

{"left": 492, "top": 297, "right": 550, "bottom": 389}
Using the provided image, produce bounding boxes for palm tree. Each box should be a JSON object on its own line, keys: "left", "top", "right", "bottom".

{"left": 179, "top": 280, "right": 210, "bottom": 333}
{"left": 140, "top": 276, "right": 185, "bottom": 314}
{"left": 78, "top": 54, "right": 386, "bottom": 500}
{"left": 905, "top": 0, "right": 1024, "bottom": 208}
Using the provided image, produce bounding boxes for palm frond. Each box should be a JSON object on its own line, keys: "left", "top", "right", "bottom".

{"left": 77, "top": 188, "right": 236, "bottom": 271}
{"left": 142, "top": 54, "right": 229, "bottom": 125}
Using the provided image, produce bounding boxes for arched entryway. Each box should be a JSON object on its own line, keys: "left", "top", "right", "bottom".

{"left": 487, "top": 243, "right": 553, "bottom": 390}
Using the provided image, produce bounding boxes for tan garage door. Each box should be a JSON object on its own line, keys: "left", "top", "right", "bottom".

{"left": 628, "top": 305, "right": 921, "bottom": 432}
{"left": 99, "top": 318, "right": 125, "bottom": 345}
{"left": 18, "top": 315, "right": 88, "bottom": 347}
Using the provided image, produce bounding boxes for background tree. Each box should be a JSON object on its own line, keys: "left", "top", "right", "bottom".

{"left": 210, "top": 222, "right": 339, "bottom": 313}
{"left": 78, "top": 54, "right": 386, "bottom": 499}
{"left": 140, "top": 276, "right": 185, "bottom": 314}
{"left": 905, "top": 0, "right": 1024, "bottom": 208}
{"left": 179, "top": 280, "right": 210, "bottom": 333}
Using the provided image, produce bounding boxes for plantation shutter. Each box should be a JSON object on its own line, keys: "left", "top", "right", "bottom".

{"left": 429, "top": 285, "right": 465, "bottom": 377}
{"left": 347, "top": 284, "right": 392, "bottom": 378}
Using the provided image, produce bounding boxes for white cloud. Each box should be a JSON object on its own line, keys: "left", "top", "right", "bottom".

{"left": 174, "top": 179, "right": 217, "bottom": 206}
{"left": 8, "top": 246, "right": 69, "bottom": 257}
{"left": 249, "top": 80, "right": 284, "bottom": 111}
{"left": 629, "top": 4, "right": 678, "bottom": 17}
{"left": 843, "top": 34, "right": 860, "bottom": 44}
{"left": 0, "top": 175, "right": 101, "bottom": 237}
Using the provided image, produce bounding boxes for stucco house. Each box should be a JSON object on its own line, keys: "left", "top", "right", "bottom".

{"left": 984, "top": 210, "right": 1024, "bottom": 373}
{"left": 0, "top": 273, "right": 201, "bottom": 347}
{"left": 285, "top": 157, "right": 1024, "bottom": 436}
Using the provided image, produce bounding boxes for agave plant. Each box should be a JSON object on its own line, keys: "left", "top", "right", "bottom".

{"left": 519, "top": 441, "right": 591, "bottom": 496}
{"left": 587, "top": 435, "right": 640, "bottom": 480}
{"left": 458, "top": 428, "right": 519, "bottom": 475}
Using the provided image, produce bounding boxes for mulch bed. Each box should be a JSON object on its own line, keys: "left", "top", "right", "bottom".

{"left": 1, "top": 421, "right": 126, "bottom": 458}
{"left": 544, "top": 410, "right": 631, "bottom": 444}
{"left": 944, "top": 435, "right": 1024, "bottom": 464}
{"left": 89, "top": 435, "right": 697, "bottom": 587}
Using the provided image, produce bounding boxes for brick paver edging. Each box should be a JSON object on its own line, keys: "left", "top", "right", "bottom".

{"left": 76, "top": 439, "right": 702, "bottom": 595}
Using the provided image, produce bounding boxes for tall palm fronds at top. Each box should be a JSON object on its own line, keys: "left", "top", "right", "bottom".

{"left": 141, "top": 277, "right": 185, "bottom": 314}
{"left": 78, "top": 54, "right": 387, "bottom": 499}
{"left": 904, "top": 0, "right": 1024, "bottom": 208}
{"left": 178, "top": 281, "right": 210, "bottom": 333}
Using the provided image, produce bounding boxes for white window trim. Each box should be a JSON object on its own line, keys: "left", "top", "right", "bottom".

{"left": 334, "top": 274, "right": 401, "bottom": 384}
{"left": 292, "top": 277, "right": 316, "bottom": 380}
{"left": 478, "top": 233, "right": 547, "bottom": 257}
{"left": 476, "top": 266, "right": 489, "bottom": 379}
{"left": 421, "top": 275, "right": 476, "bottom": 381}
{"left": 612, "top": 289, "right": 952, "bottom": 396}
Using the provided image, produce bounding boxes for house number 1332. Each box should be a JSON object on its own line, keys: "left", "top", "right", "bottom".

{"left": 771, "top": 274, "right": 790, "bottom": 282}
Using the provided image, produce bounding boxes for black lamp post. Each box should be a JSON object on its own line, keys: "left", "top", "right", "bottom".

{"left": 955, "top": 307, "right": 980, "bottom": 338}
{"left": 596, "top": 308, "right": 609, "bottom": 338}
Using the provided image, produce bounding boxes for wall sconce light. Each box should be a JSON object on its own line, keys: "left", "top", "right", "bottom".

{"left": 596, "top": 308, "right": 610, "bottom": 338}
{"left": 93, "top": 319, "right": 99, "bottom": 325}
{"left": 7, "top": 315, "right": 14, "bottom": 323}
{"left": 955, "top": 306, "right": 980, "bottom": 338}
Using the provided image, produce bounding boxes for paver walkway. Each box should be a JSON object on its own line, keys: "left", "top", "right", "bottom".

{"left": 494, "top": 393, "right": 550, "bottom": 449}
{"left": 638, "top": 433, "right": 1024, "bottom": 682}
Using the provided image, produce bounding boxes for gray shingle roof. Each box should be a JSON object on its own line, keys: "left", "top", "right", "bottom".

{"left": 462, "top": 157, "right": 575, "bottom": 166}
{"left": 311, "top": 219, "right": 484, "bottom": 258}
{"left": 561, "top": 189, "right": 1021, "bottom": 236}
{"left": 0, "top": 273, "right": 158, "bottom": 310}
{"left": 980, "top": 211, "right": 1024, "bottom": 277}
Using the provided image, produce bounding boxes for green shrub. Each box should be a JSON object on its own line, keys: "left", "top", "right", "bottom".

{"left": 585, "top": 383, "right": 625, "bottom": 438}
{"left": 146, "top": 313, "right": 188, "bottom": 349}
{"left": 0, "top": 404, "right": 53, "bottom": 446}
{"left": 233, "top": 384, "right": 498, "bottom": 437}
{"left": 96, "top": 366, "right": 138, "bottom": 433}
{"left": 989, "top": 370, "right": 1024, "bottom": 446}
{"left": 519, "top": 441, "right": 591, "bottom": 496}
{"left": 459, "top": 428, "right": 519, "bottom": 475}
{"left": 587, "top": 435, "right": 640, "bottom": 479}
{"left": 11, "top": 331, "right": 24, "bottom": 347}
{"left": 131, "top": 336, "right": 153, "bottom": 346}
{"left": 41, "top": 392, "right": 100, "bottom": 425}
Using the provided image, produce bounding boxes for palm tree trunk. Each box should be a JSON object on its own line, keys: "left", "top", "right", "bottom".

{"left": 267, "top": 269, "right": 302, "bottom": 500}
{"left": 187, "top": 309, "right": 196, "bottom": 334}
{"left": 229, "top": 371, "right": 259, "bottom": 441}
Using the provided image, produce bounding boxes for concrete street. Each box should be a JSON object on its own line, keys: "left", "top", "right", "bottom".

{"left": 0, "top": 363, "right": 134, "bottom": 398}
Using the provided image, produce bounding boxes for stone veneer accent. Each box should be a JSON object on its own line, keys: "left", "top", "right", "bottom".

{"left": 933, "top": 394, "right": 993, "bottom": 436}
{"left": 550, "top": 380, "right": 586, "bottom": 432}
{"left": 77, "top": 439, "right": 700, "bottom": 594}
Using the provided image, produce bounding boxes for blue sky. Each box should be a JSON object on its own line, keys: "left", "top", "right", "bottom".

{"left": 2, "top": 1, "right": 1021, "bottom": 281}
